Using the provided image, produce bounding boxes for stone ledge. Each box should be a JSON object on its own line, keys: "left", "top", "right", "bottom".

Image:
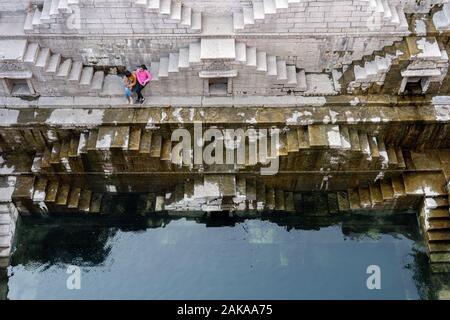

{"left": 0, "top": 104, "right": 448, "bottom": 127}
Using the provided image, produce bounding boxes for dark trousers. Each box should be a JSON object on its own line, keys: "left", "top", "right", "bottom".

{"left": 134, "top": 83, "right": 146, "bottom": 100}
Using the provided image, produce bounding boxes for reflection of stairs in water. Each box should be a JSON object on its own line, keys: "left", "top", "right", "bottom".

{"left": 12, "top": 176, "right": 103, "bottom": 215}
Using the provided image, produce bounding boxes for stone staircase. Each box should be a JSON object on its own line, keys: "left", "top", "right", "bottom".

{"left": 232, "top": 0, "right": 409, "bottom": 32}
{"left": 155, "top": 175, "right": 351, "bottom": 214}
{"left": 351, "top": 50, "right": 403, "bottom": 90}
{"left": 344, "top": 35, "right": 448, "bottom": 93}
{"left": 22, "top": 41, "right": 112, "bottom": 95}
{"left": 344, "top": 39, "right": 408, "bottom": 93}
{"left": 361, "top": 0, "right": 409, "bottom": 31}
{"left": 420, "top": 194, "right": 450, "bottom": 272}
{"left": 134, "top": 0, "right": 202, "bottom": 32}
{"left": 0, "top": 176, "right": 19, "bottom": 268}
{"left": 12, "top": 175, "right": 103, "bottom": 215}
{"left": 28, "top": 124, "right": 408, "bottom": 176}
{"left": 347, "top": 175, "right": 422, "bottom": 212}
{"left": 150, "top": 39, "right": 307, "bottom": 91}
{"left": 23, "top": 0, "right": 79, "bottom": 32}
{"left": 432, "top": 2, "right": 450, "bottom": 31}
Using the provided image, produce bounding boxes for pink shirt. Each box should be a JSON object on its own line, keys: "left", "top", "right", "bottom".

{"left": 136, "top": 69, "right": 152, "bottom": 85}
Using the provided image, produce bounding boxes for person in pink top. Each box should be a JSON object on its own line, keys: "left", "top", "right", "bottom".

{"left": 133, "top": 64, "right": 153, "bottom": 104}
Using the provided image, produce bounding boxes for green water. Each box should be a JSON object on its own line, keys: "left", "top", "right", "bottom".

{"left": 0, "top": 214, "right": 447, "bottom": 299}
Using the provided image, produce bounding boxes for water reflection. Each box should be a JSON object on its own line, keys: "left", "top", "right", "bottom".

{"left": 0, "top": 214, "right": 446, "bottom": 299}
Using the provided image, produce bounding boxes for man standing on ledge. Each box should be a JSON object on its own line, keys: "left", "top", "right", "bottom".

{"left": 134, "top": 65, "right": 152, "bottom": 104}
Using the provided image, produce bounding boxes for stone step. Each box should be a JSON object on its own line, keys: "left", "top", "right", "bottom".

{"left": 191, "top": 12, "right": 202, "bottom": 31}
{"left": 56, "top": 58, "right": 72, "bottom": 78}
{"left": 40, "top": 0, "right": 52, "bottom": 22}
{"left": 169, "top": 1, "right": 182, "bottom": 21}
{"left": 68, "top": 61, "right": 83, "bottom": 82}
{"left": 78, "top": 190, "right": 92, "bottom": 213}
{"left": 168, "top": 52, "right": 179, "bottom": 73}
{"left": 45, "top": 180, "right": 59, "bottom": 203}
{"left": 349, "top": 129, "right": 361, "bottom": 151}
{"left": 0, "top": 214, "right": 11, "bottom": 226}
{"left": 243, "top": 7, "right": 255, "bottom": 26}
{"left": 128, "top": 128, "right": 142, "bottom": 152}
{"left": 178, "top": 47, "right": 190, "bottom": 68}
{"left": 426, "top": 208, "right": 450, "bottom": 219}
{"left": 160, "top": 0, "right": 171, "bottom": 15}
{"left": 56, "top": 184, "right": 70, "bottom": 205}
{"left": 325, "top": 125, "right": 342, "bottom": 148}
{"left": 380, "top": 179, "right": 395, "bottom": 200}
{"left": 276, "top": 60, "right": 287, "bottom": 81}
{"left": 49, "top": 0, "right": 60, "bottom": 16}
{"left": 359, "top": 133, "right": 371, "bottom": 159}
{"left": 358, "top": 186, "right": 372, "bottom": 208}
{"left": 286, "top": 130, "right": 299, "bottom": 152}
{"left": 256, "top": 51, "right": 267, "bottom": 72}
{"left": 139, "top": 131, "right": 152, "bottom": 153}
{"left": 235, "top": 42, "right": 247, "bottom": 63}
{"left": 337, "top": 192, "right": 350, "bottom": 212}
{"left": 180, "top": 6, "right": 192, "bottom": 26}
{"left": 265, "top": 187, "right": 275, "bottom": 210}
{"left": 297, "top": 69, "right": 307, "bottom": 91}
{"left": 58, "top": 0, "right": 69, "bottom": 12}
{"left": 233, "top": 11, "right": 244, "bottom": 30}
{"left": 267, "top": 55, "right": 277, "bottom": 76}
{"left": 263, "top": 0, "right": 276, "bottom": 14}
{"left": 285, "top": 192, "right": 295, "bottom": 212}
{"left": 12, "top": 176, "right": 35, "bottom": 200}
{"left": 0, "top": 225, "right": 11, "bottom": 237}
{"left": 67, "top": 187, "right": 81, "bottom": 209}
{"left": 308, "top": 125, "right": 327, "bottom": 148}
{"left": 89, "top": 193, "right": 103, "bottom": 213}
{"left": 0, "top": 234, "right": 12, "bottom": 248}
{"left": 147, "top": 0, "right": 159, "bottom": 9}
{"left": 369, "top": 182, "right": 383, "bottom": 204}
{"left": 428, "top": 230, "right": 450, "bottom": 242}
{"left": 91, "top": 71, "right": 105, "bottom": 91}
{"left": 24, "top": 11, "right": 34, "bottom": 31}
{"left": 158, "top": 56, "right": 169, "bottom": 78}
{"left": 302, "top": 126, "right": 321, "bottom": 150}
{"left": 246, "top": 46, "right": 257, "bottom": 67}
{"left": 32, "top": 177, "right": 48, "bottom": 202}
{"left": 285, "top": 65, "right": 298, "bottom": 87}
{"left": 79, "top": 66, "right": 94, "bottom": 86}
{"left": 339, "top": 126, "right": 351, "bottom": 150}
{"left": 35, "top": 48, "right": 51, "bottom": 68}
{"left": 428, "top": 219, "right": 450, "bottom": 231}
{"left": 348, "top": 188, "right": 361, "bottom": 210}
{"left": 430, "top": 252, "right": 450, "bottom": 263}
{"left": 149, "top": 62, "right": 160, "bottom": 81}
{"left": 32, "top": 8, "right": 42, "bottom": 26}
{"left": 24, "top": 43, "right": 40, "bottom": 63}
{"left": 135, "top": 0, "right": 147, "bottom": 6}
{"left": 425, "top": 197, "right": 449, "bottom": 209}
{"left": 433, "top": 3, "right": 450, "bottom": 30}
{"left": 150, "top": 134, "right": 162, "bottom": 158}
{"left": 275, "top": 189, "right": 285, "bottom": 211}
{"left": 429, "top": 242, "right": 450, "bottom": 253}
{"left": 391, "top": 176, "right": 406, "bottom": 198}
{"left": 188, "top": 42, "right": 201, "bottom": 63}
{"left": 275, "top": 0, "right": 289, "bottom": 9}
{"left": 161, "top": 138, "right": 172, "bottom": 161}
{"left": 253, "top": 2, "right": 265, "bottom": 20}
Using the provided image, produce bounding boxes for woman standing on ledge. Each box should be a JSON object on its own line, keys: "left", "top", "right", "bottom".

{"left": 134, "top": 65, "right": 153, "bottom": 104}
{"left": 123, "top": 70, "right": 137, "bottom": 105}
